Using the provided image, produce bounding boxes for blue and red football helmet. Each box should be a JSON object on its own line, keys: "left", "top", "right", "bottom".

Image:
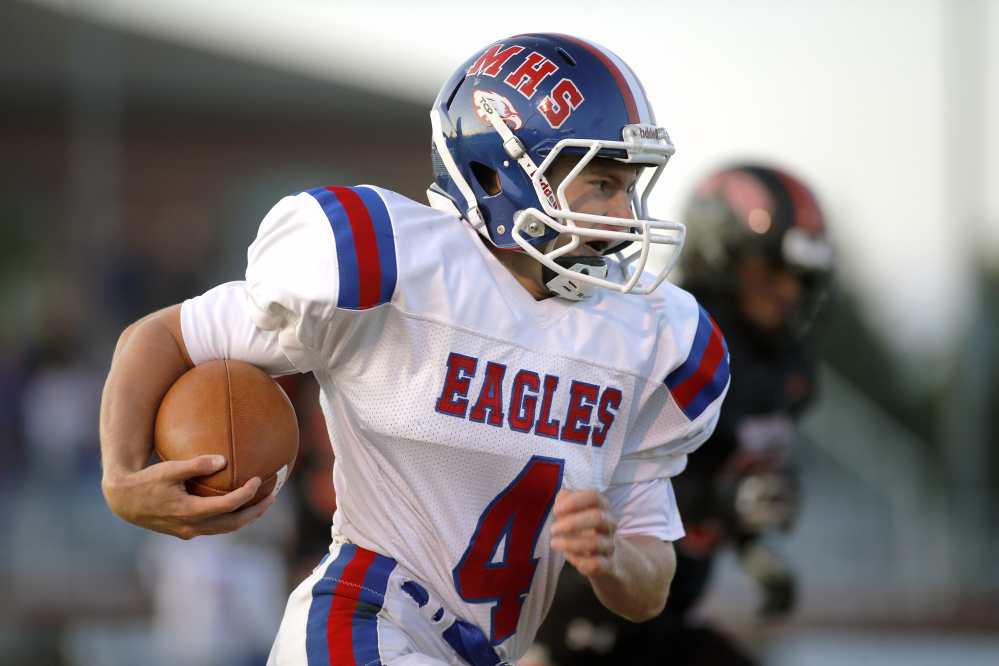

{"left": 430, "top": 33, "right": 682, "bottom": 298}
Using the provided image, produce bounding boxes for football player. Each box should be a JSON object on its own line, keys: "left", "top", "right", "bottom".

{"left": 532, "top": 164, "right": 834, "bottom": 665}
{"left": 100, "top": 34, "right": 730, "bottom": 665}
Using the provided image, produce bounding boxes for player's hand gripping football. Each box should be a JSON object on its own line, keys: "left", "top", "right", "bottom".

{"left": 100, "top": 305, "right": 275, "bottom": 540}
{"left": 103, "top": 456, "right": 274, "bottom": 540}
{"left": 549, "top": 488, "right": 618, "bottom": 576}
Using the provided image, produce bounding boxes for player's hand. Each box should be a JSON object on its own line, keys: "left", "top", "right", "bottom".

{"left": 102, "top": 454, "right": 275, "bottom": 540}
{"left": 550, "top": 488, "right": 618, "bottom": 577}
{"left": 738, "top": 538, "right": 796, "bottom": 619}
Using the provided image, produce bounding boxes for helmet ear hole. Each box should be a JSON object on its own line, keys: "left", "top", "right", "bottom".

{"left": 470, "top": 161, "right": 502, "bottom": 195}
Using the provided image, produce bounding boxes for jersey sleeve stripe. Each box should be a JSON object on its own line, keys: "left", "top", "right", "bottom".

{"left": 350, "top": 186, "right": 400, "bottom": 305}
{"left": 665, "top": 307, "right": 730, "bottom": 420}
{"left": 305, "top": 186, "right": 398, "bottom": 310}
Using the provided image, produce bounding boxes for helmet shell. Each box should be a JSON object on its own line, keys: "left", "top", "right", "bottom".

{"left": 681, "top": 165, "right": 833, "bottom": 280}
{"left": 432, "top": 33, "right": 658, "bottom": 249}
{"left": 680, "top": 164, "right": 835, "bottom": 333}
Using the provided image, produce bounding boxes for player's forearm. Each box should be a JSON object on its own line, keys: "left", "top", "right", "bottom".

{"left": 100, "top": 305, "right": 192, "bottom": 485}
{"left": 587, "top": 535, "right": 675, "bottom": 622}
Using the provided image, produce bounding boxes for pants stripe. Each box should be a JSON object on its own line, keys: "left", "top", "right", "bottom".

{"left": 306, "top": 544, "right": 396, "bottom": 666}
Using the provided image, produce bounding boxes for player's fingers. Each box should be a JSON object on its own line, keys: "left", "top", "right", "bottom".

{"left": 196, "top": 495, "right": 276, "bottom": 537}
{"left": 553, "top": 488, "right": 609, "bottom": 517}
{"left": 230, "top": 476, "right": 267, "bottom": 509}
{"left": 551, "top": 532, "right": 614, "bottom": 556}
{"left": 551, "top": 508, "right": 616, "bottom": 536}
{"left": 159, "top": 454, "right": 228, "bottom": 482}
{"left": 171, "top": 476, "right": 263, "bottom": 521}
{"left": 207, "top": 476, "right": 264, "bottom": 513}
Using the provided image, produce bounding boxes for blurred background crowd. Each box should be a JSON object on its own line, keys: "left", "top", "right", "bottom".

{"left": 1, "top": 1, "right": 998, "bottom": 664}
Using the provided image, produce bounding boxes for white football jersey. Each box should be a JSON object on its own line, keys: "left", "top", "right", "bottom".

{"left": 185, "top": 185, "right": 729, "bottom": 661}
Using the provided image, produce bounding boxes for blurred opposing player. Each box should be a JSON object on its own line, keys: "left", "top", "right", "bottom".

{"left": 100, "top": 34, "right": 730, "bottom": 665}
{"left": 533, "top": 164, "right": 834, "bottom": 665}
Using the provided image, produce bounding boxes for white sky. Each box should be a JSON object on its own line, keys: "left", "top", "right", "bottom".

{"left": 32, "top": 0, "right": 999, "bottom": 373}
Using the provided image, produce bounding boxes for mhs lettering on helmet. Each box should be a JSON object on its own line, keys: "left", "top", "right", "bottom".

{"left": 467, "top": 44, "right": 584, "bottom": 128}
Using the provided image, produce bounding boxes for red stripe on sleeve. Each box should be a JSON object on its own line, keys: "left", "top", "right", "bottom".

{"left": 328, "top": 187, "right": 383, "bottom": 310}
{"left": 671, "top": 320, "right": 725, "bottom": 410}
{"left": 326, "top": 547, "right": 376, "bottom": 665}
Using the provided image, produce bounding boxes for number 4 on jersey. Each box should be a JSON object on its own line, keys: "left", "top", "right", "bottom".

{"left": 453, "top": 456, "right": 564, "bottom": 644}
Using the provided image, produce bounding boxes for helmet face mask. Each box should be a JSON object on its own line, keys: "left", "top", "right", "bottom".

{"left": 431, "top": 33, "right": 684, "bottom": 298}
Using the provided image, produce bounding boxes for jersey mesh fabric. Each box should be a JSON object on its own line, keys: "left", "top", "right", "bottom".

{"left": 311, "top": 298, "right": 655, "bottom": 655}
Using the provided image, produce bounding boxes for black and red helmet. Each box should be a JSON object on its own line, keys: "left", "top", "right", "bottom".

{"left": 679, "top": 164, "right": 835, "bottom": 331}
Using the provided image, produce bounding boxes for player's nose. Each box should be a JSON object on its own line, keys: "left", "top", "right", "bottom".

{"left": 607, "top": 191, "right": 634, "bottom": 220}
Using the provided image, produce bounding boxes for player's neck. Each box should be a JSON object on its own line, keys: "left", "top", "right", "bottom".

{"left": 482, "top": 241, "right": 551, "bottom": 301}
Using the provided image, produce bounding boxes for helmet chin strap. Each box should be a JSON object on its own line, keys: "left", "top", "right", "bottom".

{"left": 542, "top": 256, "right": 608, "bottom": 301}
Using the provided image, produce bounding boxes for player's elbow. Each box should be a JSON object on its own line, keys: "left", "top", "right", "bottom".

{"left": 625, "top": 607, "right": 663, "bottom": 623}
{"left": 609, "top": 577, "right": 670, "bottom": 623}
{"left": 626, "top": 587, "right": 669, "bottom": 622}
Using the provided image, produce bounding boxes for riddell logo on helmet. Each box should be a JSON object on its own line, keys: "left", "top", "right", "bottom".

{"left": 473, "top": 90, "right": 523, "bottom": 130}
{"left": 637, "top": 125, "right": 659, "bottom": 140}
{"left": 536, "top": 172, "right": 558, "bottom": 208}
{"left": 468, "top": 43, "right": 585, "bottom": 130}
{"left": 524, "top": 166, "right": 558, "bottom": 209}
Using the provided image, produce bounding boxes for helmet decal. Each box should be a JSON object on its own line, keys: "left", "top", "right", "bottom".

{"left": 545, "top": 33, "right": 655, "bottom": 125}
{"left": 538, "top": 79, "right": 585, "bottom": 129}
{"left": 467, "top": 41, "right": 586, "bottom": 127}
{"left": 472, "top": 89, "right": 523, "bottom": 130}
{"left": 467, "top": 44, "right": 525, "bottom": 77}
{"left": 504, "top": 52, "right": 560, "bottom": 98}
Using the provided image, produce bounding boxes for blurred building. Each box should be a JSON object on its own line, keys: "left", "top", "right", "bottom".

{"left": 0, "top": 1, "right": 428, "bottom": 664}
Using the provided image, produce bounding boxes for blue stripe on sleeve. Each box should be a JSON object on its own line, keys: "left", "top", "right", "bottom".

{"left": 665, "top": 306, "right": 713, "bottom": 389}
{"left": 304, "top": 187, "right": 361, "bottom": 310}
{"left": 681, "top": 335, "right": 730, "bottom": 420}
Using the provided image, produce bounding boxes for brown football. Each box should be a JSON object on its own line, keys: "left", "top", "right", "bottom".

{"left": 154, "top": 359, "right": 299, "bottom": 506}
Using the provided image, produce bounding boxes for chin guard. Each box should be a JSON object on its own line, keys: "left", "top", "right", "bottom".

{"left": 543, "top": 256, "right": 608, "bottom": 300}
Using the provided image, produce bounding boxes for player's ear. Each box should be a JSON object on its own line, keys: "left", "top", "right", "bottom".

{"left": 470, "top": 161, "right": 501, "bottom": 196}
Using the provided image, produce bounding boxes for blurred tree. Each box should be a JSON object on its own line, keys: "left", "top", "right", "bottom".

{"left": 816, "top": 291, "right": 938, "bottom": 449}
